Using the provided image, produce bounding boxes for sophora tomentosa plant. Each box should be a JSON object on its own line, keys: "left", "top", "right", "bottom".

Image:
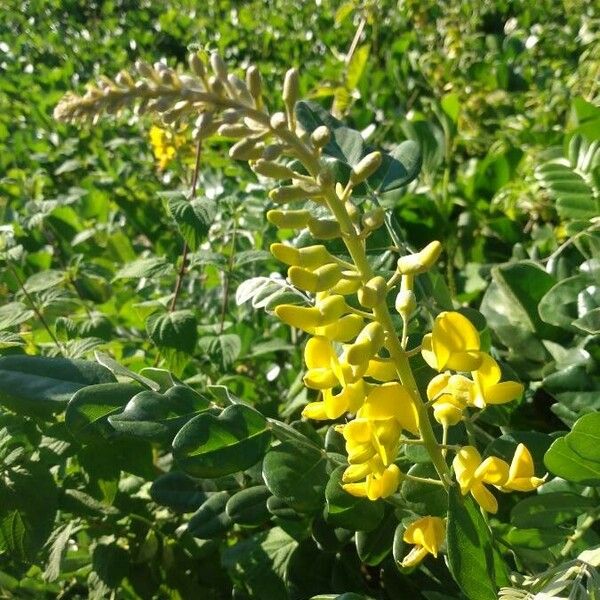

{"left": 54, "top": 50, "right": 545, "bottom": 573}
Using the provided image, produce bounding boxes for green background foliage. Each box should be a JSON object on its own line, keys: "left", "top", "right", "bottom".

{"left": 0, "top": 0, "right": 599, "bottom": 598}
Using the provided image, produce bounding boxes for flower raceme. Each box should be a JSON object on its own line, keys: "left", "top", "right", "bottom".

{"left": 54, "top": 53, "right": 547, "bottom": 572}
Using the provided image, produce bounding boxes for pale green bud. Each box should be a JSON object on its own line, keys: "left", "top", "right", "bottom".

{"left": 349, "top": 151, "right": 382, "bottom": 185}
{"left": 311, "top": 126, "right": 330, "bottom": 148}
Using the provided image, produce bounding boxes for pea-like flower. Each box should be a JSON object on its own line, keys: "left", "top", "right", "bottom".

{"left": 426, "top": 372, "right": 471, "bottom": 426}
{"left": 401, "top": 516, "right": 446, "bottom": 568}
{"left": 503, "top": 443, "right": 546, "bottom": 492}
{"left": 422, "top": 312, "right": 482, "bottom": 372}
{"left": 469, "top": 354, "right": 524, "bottom": 409}
{"left": 452, "top": 446, "right": 509, "bottom": 514}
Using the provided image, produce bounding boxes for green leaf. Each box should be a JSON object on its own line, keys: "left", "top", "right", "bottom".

{"left": 295, "top": 100, "right": 363, "bottom": 165}
{"left": 65, "top": 383, "right": 142, "bottom": 443}
{"left": 368, "top": 140, "right": 422, "bottom": 193}
{"left": 0, "top": 356, "right": 115, "bottom": 418}
{"left": 401, "top": 463, "right": 447, "bottom": 516}
{"left": 167, "top": 194, "right": 217, "bottom": 252}
{"left": 324, "top": 466, "right": 384, "bottom": 531}
{"left": 346, "top": 44, "right": 369, "bottom": 90}
{"left": 0, "top": 302, "right": 34, "bottom": 330}
{"left": 226, "top": 486, "right": 271, "bottom": 527}
{"left": 544, "top": 413, "right": 600, "bottom": 484}
{"left": 446, "top": 488, "right": 510, "bottom": 600}
{"left": 172, "top": 404, "right": 271, "bottom": 478}
{"left": 538, "top": 274, "right": 595, "bottom": 330}
{"left": 108, "top": 385, "right": 210, "bottom": 442}
{"left": 262, "top": 440, "right": 328, "bottom": 513}
{"left": 573, "top": 307, "right": 600, "bottom": 334}
{"left": 146, "top": 309, "right": 198, "bottom": 354}
{"left": 150, "top": 471, "right": 209, "bottom": 513}
{"left": 511, "top": 493, "right": 595, "bottom": 529}
{"left": 0, "top": 464, "right": 58, "bottom": 561}
{"left": 355, "top": 507, "right": 396, "bottom": 566}
{"left": 92, "top": 542, "right": 129, "bottom": 589}
{"left": 222, "top": 527, "right": 297, "bottom": 599}
{"left": 23, "top": 269, "right": 65, "bottom": 293}
{"left": 113, "top": 256, "right": 174, "bottom": 280}
{"left": 187, "top": 491, "right": 232, "bottom": 539}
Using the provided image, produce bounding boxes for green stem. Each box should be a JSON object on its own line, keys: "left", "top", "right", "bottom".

{"left": 320, "top": 183, "right": 451, "bottom": 489}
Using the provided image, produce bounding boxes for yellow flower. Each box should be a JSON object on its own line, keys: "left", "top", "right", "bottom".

{"left": 357, "top": 382, "right": 419, "bottom": 436}
{"left": 452, "top": 446, "right": 509, "bottom": 513}
{"left": 275, "top": 295, "right": 347, "bottom": 332}
{"left": 503, "top": 443, "right": 545, "bottom": 492}
{"left": 149, "top": 125, "right": 186, "bottom": 170}
{"left": 469, "top": 354, "right": 523, "bottom": 409}
{"left": 342, "top": 463, "right": 402, "bottom": 500}
{"left": 401, "top": 516, "right": 446, "bottom": 568}
{"left": 422, "top": 312, "right": 482, "bottom": 372}
{"left": 426, "top": 372, "right": 471, "bottom": 426}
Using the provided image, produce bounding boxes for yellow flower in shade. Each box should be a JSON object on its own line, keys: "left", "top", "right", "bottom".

{"left": 503, "top": 443, "right": 546, "bottom": 492}
{"left": 422, "top": 312, "right": 482, "bottom": 372}
{"left": 342, "top": 463, "right": 402, "bottom": 501}
{"left": 401, "top": 516, "right": 446, "bottom": 568}
{"left": 149, "top": 125, "right": 186, "bottom": 170}
{"left": 426, "top": 372, "right": 471, "bottom": 426}
{"left": 357, "top": 382, "right": 419, "bottom": 436}
{"left": 469, "top": 354, "right": 524, "bottom": 409}
{"left": 364, "top": 357, "right": 398, "bottom": 382}
{"left": 303, "top": 337, "right": 339, "bottom": 390}
{"left": 452, "top": 446, "right": 509, "bottom": 514}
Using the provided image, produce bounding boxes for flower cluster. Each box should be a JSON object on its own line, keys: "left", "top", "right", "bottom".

{"left": 54, "top": 51, "right": 546, "bottom": 571}
{"left": 149, "top": 125, "right": 188, "bottom": 170}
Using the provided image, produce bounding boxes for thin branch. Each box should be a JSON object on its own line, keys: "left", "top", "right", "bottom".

{"left": 169, "top": 139, "right": 202, "bottom": 313}
{"left": 6, "top": 261, "right": 64, "bottom": 355}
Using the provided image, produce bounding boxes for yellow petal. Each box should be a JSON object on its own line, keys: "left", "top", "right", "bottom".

{"left": 472, "top": 353, "right": 501, "bottom": 387}
{"left": 358, "top": 383, "right": 419, "bottom": 435}
{"left": 471, "top": 482, "right": 498, "bottom": 514}
{"left": 403, "top": 516, "right": 446, "bottom": 556}
{"left": 485, "top": 381, "right": 524, "bottom": 405}
{"left": 432, "top": 312, "right": 481, "bottom": 371}
{"left": 400, "top": 545, "right": 429, "bottom": 568}
{"left": 507, "top": 443, "right": 536, "bottom": 483}
{"left": 365, "top": 358, "right": 398, "bottom": 382}
{"left": 342, "top": 419, "right": 372, "bottom": 444}
{"left": 346, "top": 322, "right": 385, "bottom": 366}
{"left": 303, "top": 368, "right": 338, "bottom": 389}
{"left": 433, "top": 400, "right": 463, "bottom": 426}
{"left": 452, "top": 446, "right": 482, "bottom": 492}
{"left": 421, "top": 333, "right": 438, "bottom": 370}
{"left": 343, "top": 481, "right": 368, "bottom": 497}
{"left": 304, "top": 336, "right": 333, "bottom": 370}
{"left": 366, "top": 464, "right": 401, "bottom": 500}
{"left": 426, "top": 372, "right": 451, "bottom": 401}
{"left": 342, "top": 462, "right": 373, "bottom": 483}
{"left": 476, "top": 456, "right": 509, "bottom": 486}
{"left": 316, "top": 314, "right": 364, "bottom": 342}
{"left": 301, "top": 401, "right": 328, "bottom": 420}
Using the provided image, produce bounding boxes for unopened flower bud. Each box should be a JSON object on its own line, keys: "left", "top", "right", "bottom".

{"left": 246, "top": 66, "right": 262, "bottom": 102}
{"left": 269, "top": 185, "right": 307, "bottom": 203}
{"left": 397, "top": 241, "right": 442, "bottom": 275}
{"left": 362, "top": 207, "right": 385, "bottom": 230}
{"left": 194, "top": 112, "right": 218, "bottom": 138}
{"left": 188, "top": 53, "right": 205, "bottom": 79}
{"left": 349, "top": 151, "right": 382, "bottom": 185}
{"left": 252, "top": 159, "right": 296, "bottom": 179}
{"left": 136, "top": 60, "right": 155, "bottom": 79}
{"left": 266, "top": 209, "right": 311, "bottom": 229}
{"left": 395, "top": 289, "right": 416, "bottom": 316}
{"left": 283, "top": 68, "right": 299, "bottom": 107}
{"left": 210, "top": 52, "right": 228, "bottom": 81}
{"left": 311, "top": 126, "right": 331, "bottom": 148}
{"left": 270, "top": 112, "right": 288, "bottom": 130}
{"left": 288, "top": 263, "right": 342, "bottom": 293}
{"left": 346, "top": 322, "right": 385, "bottom": 366}
{"left": 262, "top": 144, "right": 285, "bottom": 160}
{"left": 218, "top": 124, "right": 253, "bottom": 138}
{"left": 308, "top": 217, "right": 341, "bottom": 239}
{"left": 357, "top": 276, "right": 387, "bottom": 309}
{"left": 229, "top": 137, "right": 262, "bottom": 160}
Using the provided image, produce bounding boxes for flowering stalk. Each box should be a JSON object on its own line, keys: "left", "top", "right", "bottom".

{"left": 55, "top": 50, "right": 545, "bottom": 567}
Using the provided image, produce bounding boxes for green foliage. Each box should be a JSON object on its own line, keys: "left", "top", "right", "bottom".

{"left": 1, "top": 0, "right": 599, "bottom": 598}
